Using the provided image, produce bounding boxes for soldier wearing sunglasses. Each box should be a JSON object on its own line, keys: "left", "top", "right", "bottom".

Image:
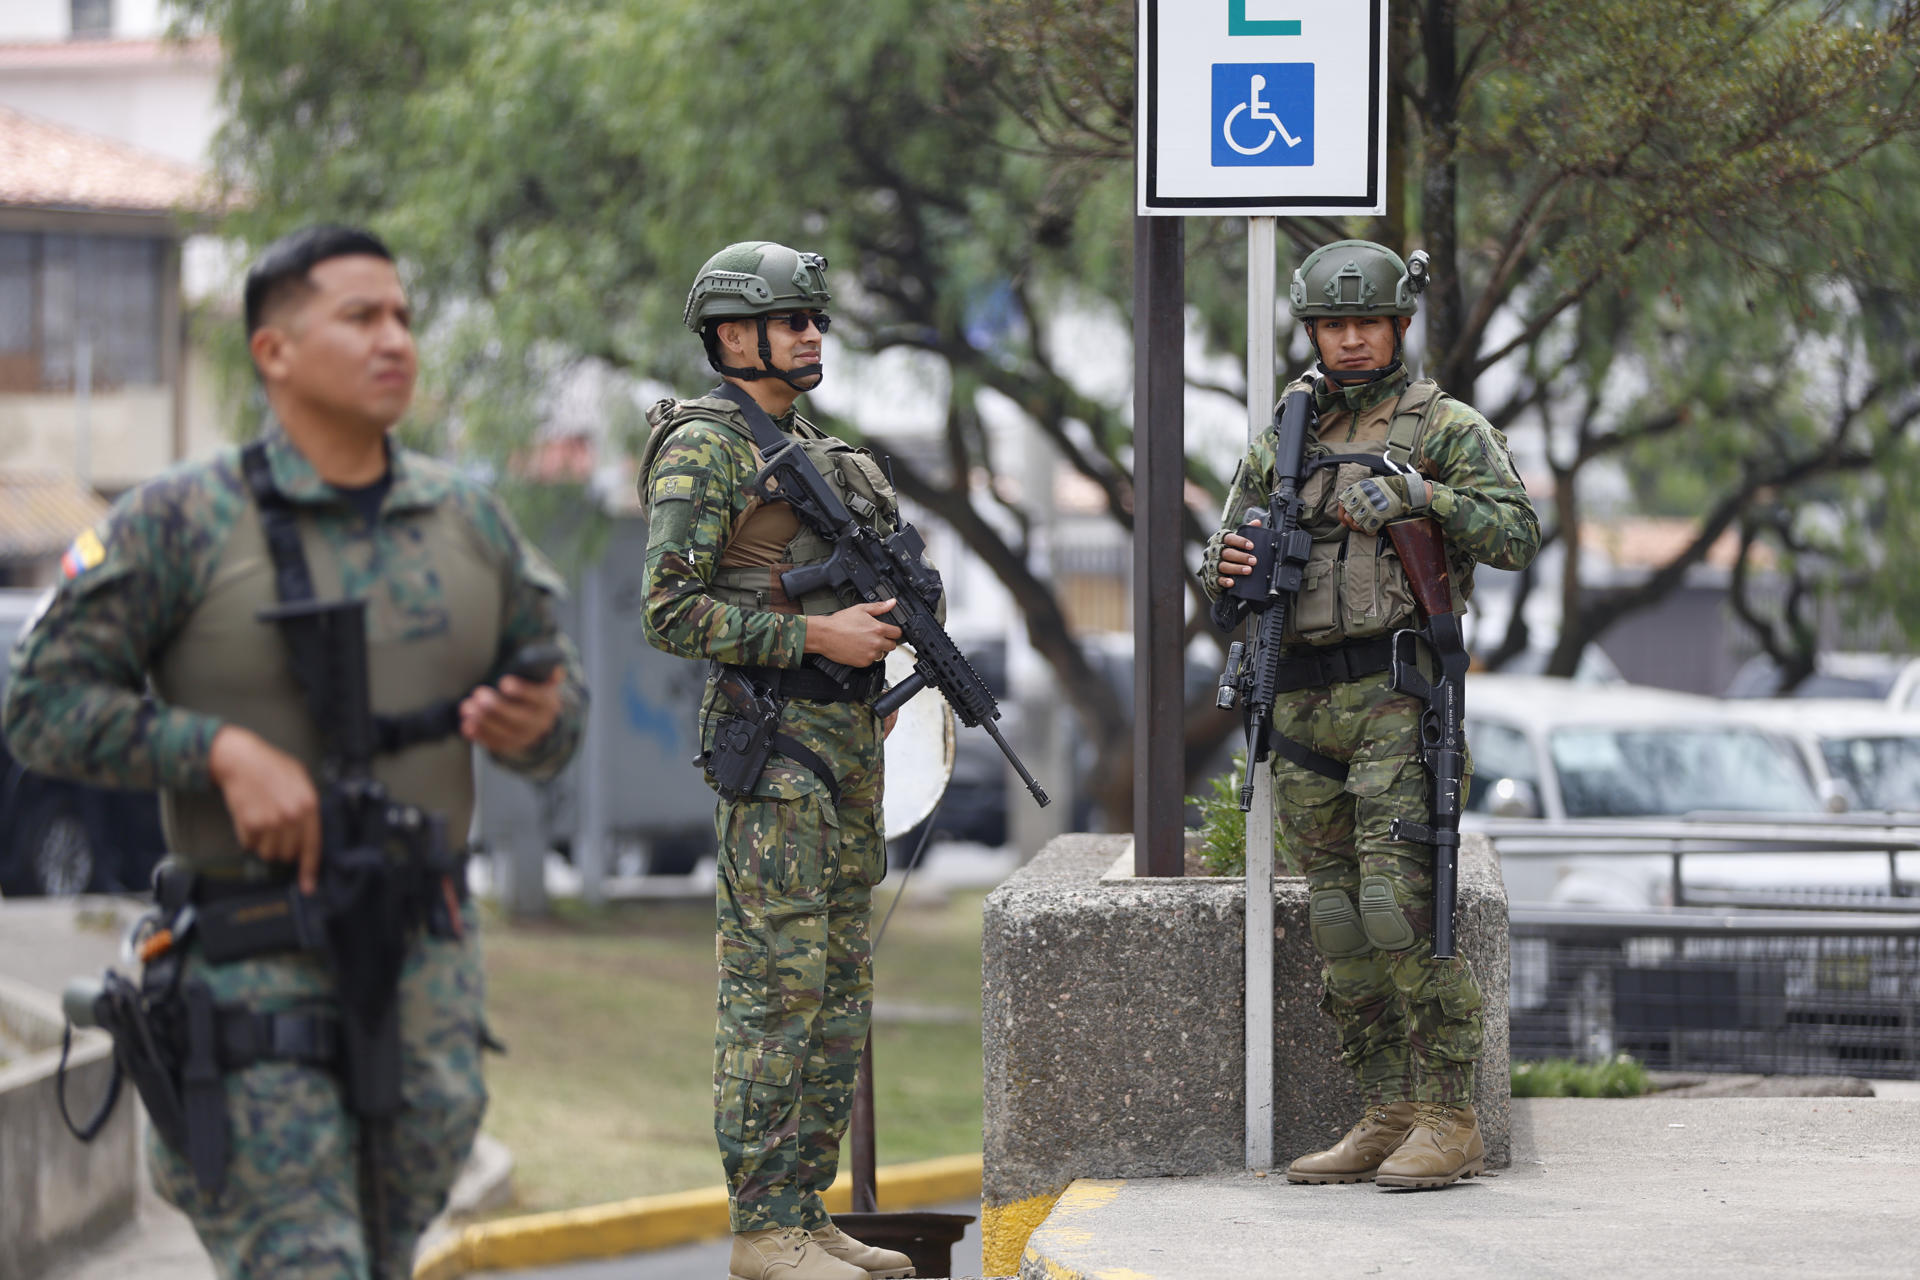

{"left": 637, "top": 242, "right": 915, "bottom": 1280}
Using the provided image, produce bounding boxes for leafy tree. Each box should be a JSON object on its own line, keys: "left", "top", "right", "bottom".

{"left": 177, "top": 0, "right": 1231, "bottom": 824}
{"left": 968, "top": 0, "right": 1920, "bottom": 683}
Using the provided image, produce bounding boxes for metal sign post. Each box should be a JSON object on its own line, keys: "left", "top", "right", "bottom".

{"left": 1243, "top": 214, "right": 1278, "bottom": 1170}
{"left": 1136, "top": 2, "right": 1392, "bottom": 1168}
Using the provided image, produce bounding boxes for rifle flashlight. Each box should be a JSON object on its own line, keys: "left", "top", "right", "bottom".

{"left": 1215, "top": 641, "right": 1244, "bottom": 710}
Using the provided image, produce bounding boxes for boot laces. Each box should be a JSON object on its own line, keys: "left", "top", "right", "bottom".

{"left": 1412, "top": 1101, "right": 1456, "bottom": 1130}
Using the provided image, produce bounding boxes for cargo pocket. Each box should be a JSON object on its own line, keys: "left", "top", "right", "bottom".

{"left": 1428, "top": 957, "right": 1484, "bottom": 1020}
{"left": 716, "top": 1043, "right": 798, "bottom": 1142}
{"left": 1344, "top": 753, "right": 1416, "bottom": 800}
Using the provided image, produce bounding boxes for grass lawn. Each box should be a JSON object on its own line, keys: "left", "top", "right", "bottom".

{"left": 476, "top": 879, "right": 989, "bottom": 1215}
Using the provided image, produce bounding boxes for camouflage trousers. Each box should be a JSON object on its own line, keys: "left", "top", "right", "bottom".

{"left": 149, "top": 906, "right": 488, "bottom": 1278}
{"left": 1272, "top": 670, "right": 1483, "bottom": 1106}
{"left": 710, "top": 698, "right": 885, "bottom": 1233}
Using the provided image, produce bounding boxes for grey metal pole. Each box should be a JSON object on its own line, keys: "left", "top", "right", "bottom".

{"left": 576, "top": 561, "right": 610, "bottom": 905}
{"left": 1244, "top": 215, "right": 1278, "bottom": 1171}
{"left": 1131, "top": 215, "right": 1187, "bottom": 878}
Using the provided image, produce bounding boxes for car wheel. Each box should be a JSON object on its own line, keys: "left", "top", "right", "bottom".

{"left": 18, "top": 796, "right": 98, "bottom": 896}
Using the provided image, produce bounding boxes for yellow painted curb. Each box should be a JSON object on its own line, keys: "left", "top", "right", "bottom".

{"left": 413, "top": 1153, "right": 983, "bottom": 1279}
{"left": 980, "top": 1186, "right": 1066, "bottom": 1276}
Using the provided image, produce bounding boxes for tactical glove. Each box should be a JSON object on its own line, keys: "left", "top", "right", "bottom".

{"left": 1200, "top": 529, "right": 1231, "bottom": 596}
{"left": 1336, "top": 473, "right": 1431, "bottom": 536}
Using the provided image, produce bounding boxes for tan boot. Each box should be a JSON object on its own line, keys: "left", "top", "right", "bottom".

{"left": 1286, "top": 1101, "right": 1419, "bottom": 1184}
{"left": 811, "top": 1223, "right": 916, "bottom": 1278}
{"left": 729, "top": 1226, "right": 868, "bottom": 1280}
{"left": 1374, "top": 1101, "right": 1486, "bottom": 1189}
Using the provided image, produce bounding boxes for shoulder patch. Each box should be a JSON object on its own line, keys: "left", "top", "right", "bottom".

{"left": 653, "top": 473, "right": 698, "bottom": 503}
{"left": 60, "top": 526, "right": 106, "bottom": 579}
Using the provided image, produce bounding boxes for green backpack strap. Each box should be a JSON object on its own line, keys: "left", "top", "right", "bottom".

{"left": 1385, "top": 379, "right": 1448, "bottom": 470}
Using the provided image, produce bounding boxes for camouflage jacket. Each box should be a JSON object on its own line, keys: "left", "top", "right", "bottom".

{"left": 3, "top": 424, "right": 587, "bottom": 801}
{"left": 639, "top": 394, "right": 818, "bottom": 668}
{"left": 1200, "top": 368, "right": 1540, "bottom": 614}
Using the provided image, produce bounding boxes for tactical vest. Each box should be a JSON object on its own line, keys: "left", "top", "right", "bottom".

{"left": 639, "top": 394, "right": 900, "bottom": 616}
{"left": 150, "top": 464, "right": 503, "bottom": 878}
{"left": 1286, "top": 377, "right": 1470, "bottom": 647}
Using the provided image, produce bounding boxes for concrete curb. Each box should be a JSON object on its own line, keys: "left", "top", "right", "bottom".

{"left": 412, "top": 1153, "right": 984, "bottom": 1279}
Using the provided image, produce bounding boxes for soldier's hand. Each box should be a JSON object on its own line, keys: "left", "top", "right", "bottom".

{"left": 1217, "top": 518, "right": 1262, "bottom": 589}
{"left": 1335, "top": 474, "right": 1431, "bottom": 535}
{"left": 461, "top": 667, "right": 565, "bottom": 757}
{"left": 883, "top": 711, "right": 900, "bottom": 739}
{"left": 208, "top": 726, "right": 323, "bottom": 893}
{"left": 804, "top": 599, "right": 902, "bottom": 668}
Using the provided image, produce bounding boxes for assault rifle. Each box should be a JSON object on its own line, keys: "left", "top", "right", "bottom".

{"left": 1211, "top": 387, "right": 1318, "bottom": 811}
{"left": 746, "top": 439, "right": 1050, "bottom": 810}
{"left": 1382, "top": 519, "right": 1470, "bottom": 959}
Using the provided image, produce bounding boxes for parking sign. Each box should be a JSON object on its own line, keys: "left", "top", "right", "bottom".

{"left": 1140, "top": 1, "right": 1387, "bottom": 215}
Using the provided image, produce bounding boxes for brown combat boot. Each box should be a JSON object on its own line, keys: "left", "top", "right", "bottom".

{"left": 1285, "top": 1100, "right": 1419, "bottom": 1184}
{"left": 1374, "top": 1101, "right": 1485, "bottom": 1189}
{"left": 811, "top": 1223, "right": 916, "bottom": 1278}
{"left": 729, "top": 1227, "right": 867, "bottom": 1280}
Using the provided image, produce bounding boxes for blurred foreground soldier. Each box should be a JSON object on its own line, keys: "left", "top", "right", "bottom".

{"left": 4, "top": 225, "right": 586, "bottom": 1275}
{"left": 639, "top": 242, "right": 914, "bottom": 1280}
{"left": 1201, "top": 240, "right": 1539, "bottom": 1189}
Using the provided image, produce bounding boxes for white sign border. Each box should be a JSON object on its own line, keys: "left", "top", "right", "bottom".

{"left": 1137, "top": 0, "right": 1390, "bottom": 217}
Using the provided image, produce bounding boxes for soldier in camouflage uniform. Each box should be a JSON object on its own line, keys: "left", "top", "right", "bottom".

{"left": 639, "top": 242, "right": 915, "bottom": 1280}
{"left": 1201, "top": 240, "right": 1539, "bottom": 1190}
{"left": 3, "top": 225, "right": 587, "bottom": 1275}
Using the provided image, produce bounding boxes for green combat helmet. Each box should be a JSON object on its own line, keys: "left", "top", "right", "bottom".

{"left": 685, "top": 240, "right": 832, "bottom": 390}
{"left": 1288, "top": 239, "right": 1431, "bottom": 385}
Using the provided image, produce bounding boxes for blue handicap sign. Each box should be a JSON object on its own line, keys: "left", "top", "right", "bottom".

{"left": 1211, "top": 63, "right": 1314, "bottom": 168}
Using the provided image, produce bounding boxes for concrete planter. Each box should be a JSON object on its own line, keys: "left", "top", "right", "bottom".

{"left": 979, "top": 833, "right": 1510, "bottom": 1273}
{"left": 0, "top": 973, "right": 138, "bottom": 1280}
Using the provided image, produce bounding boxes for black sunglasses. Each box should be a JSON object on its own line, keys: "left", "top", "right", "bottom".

{"left": 766, "top": 311, "right": 831, "bottom": 334}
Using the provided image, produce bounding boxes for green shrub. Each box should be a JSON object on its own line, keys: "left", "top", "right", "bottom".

{"left": 1510, "top": 1054, "right": 1652, "bottom": 1098}
{"left": 1187, "top": 750, "right": 1299, "bottom": 876}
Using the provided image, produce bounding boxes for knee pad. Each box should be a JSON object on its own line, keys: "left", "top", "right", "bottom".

{"left": 1309, "top": 889, "right": 1371, "bottom": 958}
{"left": 1359, "top": 875, "right": 1416, "bottom": 952}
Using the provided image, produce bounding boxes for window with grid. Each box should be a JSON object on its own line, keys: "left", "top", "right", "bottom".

{"left": 0, "top": 231, "right": 167, "bottom": 393}
{"left": 70, "top": 0, "right": 115, "bottom": 39}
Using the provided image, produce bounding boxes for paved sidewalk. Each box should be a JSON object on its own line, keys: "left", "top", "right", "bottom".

{"left": 1020, "top": 1096, "right": 1920, "bottom": 1280}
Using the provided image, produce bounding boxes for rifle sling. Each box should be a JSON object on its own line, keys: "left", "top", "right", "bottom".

{"left": 713, "top": 382, "right": 803, "bottom": 456}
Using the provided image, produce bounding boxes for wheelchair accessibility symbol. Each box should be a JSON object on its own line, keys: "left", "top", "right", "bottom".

{"left": 1211, "top": 63, "right": 1314, "bottom": 168}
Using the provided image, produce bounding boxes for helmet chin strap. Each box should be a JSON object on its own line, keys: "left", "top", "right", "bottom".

{"left": 1308, "top": 320, "right": 1406, "bottom": 387}
{"left": 705, "top": 317, "right": 824, "bottom": 391}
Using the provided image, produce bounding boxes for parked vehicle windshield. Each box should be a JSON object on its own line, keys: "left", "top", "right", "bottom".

{"left": 1548, "top": 725, "right": 1819, "bottom": 818}
{"left": 1820, "top": 735, "right": 1920, "bottom": 811}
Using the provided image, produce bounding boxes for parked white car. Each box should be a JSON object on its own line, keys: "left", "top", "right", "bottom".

{"left": 1461, "top": 676, "right": 1920, "bottom": 909}
{"left": 1720, "top": 698, "right": 1920, "bottom": 814}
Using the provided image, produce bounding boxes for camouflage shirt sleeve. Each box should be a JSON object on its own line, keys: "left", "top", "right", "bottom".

{"left": 2, "top": 465, "right": 234, "bottom": 790}
{"left": 455, "top": 482, "right": 590, "bottom": 782}
{"left": 1415, "top": 400, "right": 1541, "bottom": 572}
{"left": 641, "top": 419, "right": 808, "bottom": 667}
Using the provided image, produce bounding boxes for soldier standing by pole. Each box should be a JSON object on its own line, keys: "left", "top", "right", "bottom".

{"left": 1201, "top": 239, "right": 1539, "bottom": 1189}
{"left": 638, "top": 241, "right": 916, "bottom": 1280}
{"left": 4, "top": 224, "right": 588, "bottom": 1273}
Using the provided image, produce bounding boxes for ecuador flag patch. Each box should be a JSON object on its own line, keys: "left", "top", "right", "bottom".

{"left": 61, "top": 527, "right": 106, "bottom": 579}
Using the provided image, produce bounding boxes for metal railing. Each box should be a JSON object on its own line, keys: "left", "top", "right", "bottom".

{"left": 1509, "top": 908, "right": 1920, "bottom": 1078}
{"left": 1490, "top": 816, "right": 1920, "bottom": 1077}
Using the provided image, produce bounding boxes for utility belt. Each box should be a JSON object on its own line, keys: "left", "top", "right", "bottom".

{"left": 1273, "top": 635, "right": 1396, "bottom": 694}
{"left": 156, "top": 859, "right": 470, "bottom": 966}
{"left": 728, "top": 661, "right": 885, "bottom": 703}
{"left": 704, "top": 662, "right": 878, "bottom": 807}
